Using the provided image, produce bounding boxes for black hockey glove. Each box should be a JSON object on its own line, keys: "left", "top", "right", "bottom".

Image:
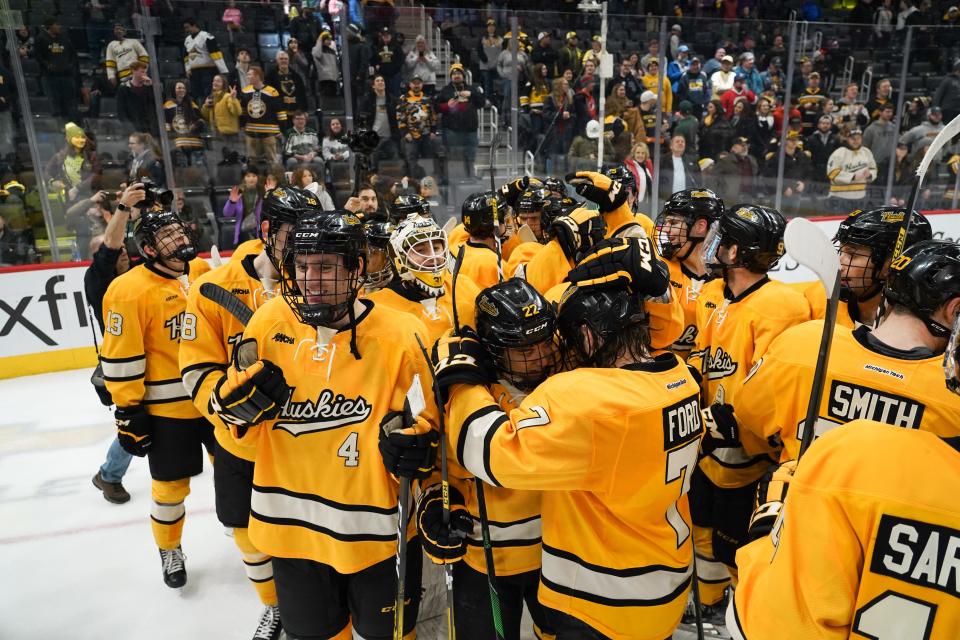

{"left": 748, "top": 459, "right": 796, "bottom": 541}
{"left": 567, "top": 236, "right": 669, "bottom": 298}
{"left": 700, "top": 403, "right": 740, "bottom": 454}
{"left": 565, "top": 171, "right": 629, "bottom": 213}
{"left": 549, "top": 208, "right": 606, "bottom": 261}
{"left": 498, "top": 176, "right": 542, "bottom": 209}
{"left": 210, "top": 359, "right": 291, "bottom": 430}
{"left": 432, "top": 327, "right": 497, "bottom": 403}
{"left": 417, "top": 484, "right": 474, "bottom": 565}
{"left": 115, "top": 405, "right": 153, "bottom": 457}
{"left": 379, "top": 409, "right": 439, "bottom": 480}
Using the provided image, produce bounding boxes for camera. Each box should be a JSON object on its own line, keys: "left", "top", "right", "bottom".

{"left": 345, "top": 128, "right": 381, "bottom": 155}
{"left": 136, "top": 178, "right": 174, "bottom": 210}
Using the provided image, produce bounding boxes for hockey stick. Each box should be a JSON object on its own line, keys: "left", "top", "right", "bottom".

{"left": 489, "top": 129, "right": 502, "bottom": 192}
{"left": 389, "top": 376, "right": 428, "bottom": 640}
{"left": 210, "top": 245, "right": 223, "bottom": 267}
{"left": 784, "top": 218, "right": 841, "bottom": 458}
{"left": 415, "top": 333, "right": 457, "bottom": 640}
{"left": 199, "top": 282, "right": 254, "bottom": 326}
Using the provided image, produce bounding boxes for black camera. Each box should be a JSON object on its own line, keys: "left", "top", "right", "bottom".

{"left": 345, "top": 128, "right": 381, "bottom": 154}
{"left": 136, "top": 178, "right": 174, "bottom": 210}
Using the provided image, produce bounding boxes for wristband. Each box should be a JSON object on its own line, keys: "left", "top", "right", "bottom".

{"left": 116, "top": 202, "right": 129, "bottom": 212}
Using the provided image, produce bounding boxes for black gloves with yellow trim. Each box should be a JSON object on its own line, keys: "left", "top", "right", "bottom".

{"left": 378, "top": 405, "right": 439, "bottom": 480}
{"left": 116, "top": 405, "right": 152, "bottom": 457}
{"left": 748, "top": 459, "right": 797, "bottom": 541}
{"left": 565, "top": 171, "right": 629, "bottom": 213}
{"left": 431, "top": 327, "right": 497, "bottom": 403}
{"left": 567, "top": 236, "right": 669, "bottom": 298}
{"left": 417, "top": 483, "right": 474, "bottom": 564}
{"left": 210, "top": 358, "right": 291, "bottom": 432}
{"left": 699, "top": 403, "right": 740, "bottom": 455}
{"left": 549, "top": 208, "right": 606, "bottom": 261}
{"left": 499, "top": 176, "right": 543, "bottom": 208}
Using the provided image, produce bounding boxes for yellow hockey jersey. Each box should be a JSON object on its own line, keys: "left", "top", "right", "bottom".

{"left": 231, "top": 238, "right": 265, "bottom": 262}
{"left": 458, "top": 240, "right": 503, "bottom": 289}
{"left": 446, "top": 355, "right": 703, "bottom": 639}
{"left": 233, "top": 296, "right": 437, "bottom": 574}
{"left": 448, "top": 223, "right": 522, "bottom": 261}
{"left": 730, "top": 421, "right": 960, "bottom": 640}
{"left": 666, "top": 258, "right": 714, "bottom": 356}
{"left": 687, "top": 278, "right": 810, "bottom": 487}
{"left": 180, "top": 253, "right": 277, "bottom": 462}
{"left": 190, "top": 256, "right": 212, "bottom": 278}
{"left": 101, "top": 262, "right": 201, "bottom": 419}
{"left": 788, "top": 280, "right": 856, "bottom": 329}
{"left": 734, "top": 321, "right": 960, "bottom": 462}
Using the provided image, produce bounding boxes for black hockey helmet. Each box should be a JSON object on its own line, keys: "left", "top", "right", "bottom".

{"left": 884, "top": 240, "right": 960, "bottom": 338}
{"left": 543, "top": 176, "right": 566, "bottom": 197}
{"left": 134, "top": 209, "right": 197, "bottom": 264}
{"left": 516, "top": 187, "right": 553, "bottom": 242}
{"left": 655, "top": 188, "right": 725, "bottom": 260}
{"left": 391, "top": 193, "right": 430, "bottom": 222}
{"left": 603, "top": 164, "right": 636, "bottom": 194}
{"left": 475, "top": 278, "right": 561, "bottom": 390}
{"left": 556, "top": 283, "right": 645, "bottom": 367}
{"left": 282, "top": 211, "right": 368, "bottom": 329}
{"left": 462, "top": 190, "right": 507, "bottom": 238}
{"left": 363, "top": 218, "right": 396, "bottom": 291}
{"left": 262, "top": 186, "right": 325, "bottom": 269}
{"left": 704, "top": 204, "right": 786, "bottom": 275}
{"left": 834, "top": 207, "right": 933, "bottom": 301}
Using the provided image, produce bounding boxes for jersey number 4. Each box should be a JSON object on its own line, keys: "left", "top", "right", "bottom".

{"left": 337, "top": 432, "right": 360, "bottom": 467}
{"left": 852, "top": 591, "right": 936, "bottom": 640}
{"left": 665, "top": 439, "right": 699, "bottom": 548}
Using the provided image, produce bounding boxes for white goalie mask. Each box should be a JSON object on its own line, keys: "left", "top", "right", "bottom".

{"left": 389, "top": 213, "right": 448, "bottom": 297}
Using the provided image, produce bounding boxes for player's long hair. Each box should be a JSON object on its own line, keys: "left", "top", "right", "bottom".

{"left": 584, "top": 314, "right": 652, "bottom": 368}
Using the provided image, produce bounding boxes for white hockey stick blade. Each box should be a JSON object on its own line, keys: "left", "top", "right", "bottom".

{"left": 406, "top": 373, "right": 426, "bottom": 419}
{"left": 916, "top": 114, "right": 960, "bottom": 180}
{"left": 441, "top": 217, "right": 457, "bottom": 236}
{"left": 517, "top": 224, "right": 538, "bottom": 244}
{"left": 785, "top": 217, "right": 841, "bottom": 298}
{"left": 210, "top": 245, "right": 223, "bottom": 267}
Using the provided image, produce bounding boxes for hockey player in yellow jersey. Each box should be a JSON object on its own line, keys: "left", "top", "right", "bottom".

{"left": 179, "top": 187, "right": 320, "bottom": 640}
{"left": 232, "top": 237, "right": 266, "bottom": 262}
{"left": 366, "top": 213, "right": 480, "bottom": 344}
{"left": 209, "top": 211, "right": 439, "bottom": 640}
{"left": 653, "top": 188, "right": 723, "bottom": 357}
{"left": 362, "top": 217, "right": 395, "bottom": 294}
{"left": 685, "top": 204, "right": 810, "bottom": 621}
{"left": 791, "top": 207, "right": 933, "bottom": 328}
{"left": 101, "top": 209, "right": 215, "bottom": 590}
{"left": 730, "top": 276, "right": 960, "bottom": 638}
{"left": 433, "top": 240, "right": 703, "bottom": 640}
{"left": 454, "top": 191, "right": 517, "bottom": 288}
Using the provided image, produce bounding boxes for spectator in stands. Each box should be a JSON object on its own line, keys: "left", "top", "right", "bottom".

{"left": 286, "top": 38, "right": 312, "bottom": 87}
{"left": 557, "top": 32, "right": 584, "bottom": 77}
{"left": 239, "top": 66, "right": 287, "bottom": 166}
{"left": 542, "top": 76, "right": 576, "bottom": 174}
{"left": 899, "top": 106, "right": 945, "bottom": 156}
{"left": 84, "top": 66, "right": 114, "bottom": 121}
{"left": 901, "top": 95, "right": 931, "bottom": 132}
{"left": 699, "top": 99, "right": 734, "bottom": 160}
{"left": 640, "top": 59, "right": 672, "bottom": 112}
{"left": 792, "top": 57, "right": 815, "bottom": 94}
{"left": 46, "top": 123, "right": 101, "bottom": 204}
{"left": 676, "top": 56, "right": 711, "bottom": 120}
{"left": 806, "top": 114, "right": 840, "bottom": 189}
{"left": 36, "top": 16, "right": 79, "bottom": 123}
{"left": 752, "top": 96, "right": 775, "bottom": 157}
{"left": 117, "top": 61, "right": 158, "bottom": 135}
{"left": 15, "top": 25, "right": 33, "bottom": 59}
{"left": 81, "top": 0, "right": 110, "bottom": 57}
{"left": 797, "top": 71, "right": 827, "bottom": 135}
{"left": 176, "top": 191, "right": 214, "bottom": 253}
{"left": 289, "top": 6, "right": 321, "bottom": 55}
{"left": 609, "top": 59, "right": 643, "bottom": 104}
{"left": 659, "top": 134, "right": 701, "bottom": 195}
{"left": 105, "top": 24, "right": 149, "bottom": 88}
{"left": 405, "top": 36, "right": 441, "bottom": 94}
{"left": 221, "top": 0, "right": 242, "bottom": 31}
{"left": 291, "top": 167, "right": 335, "bottom": 209}
{"left": 731, "top": 100, "right": 758, "bottom": 153}
{"left": 65, "top": 191, "right": 113, "bottom": 259}
{"left": 862, "top": 102, "right": 897, "bottom": 167}
{"left": 223, "top": 166, "right": 264, "bottom": 247}
{"left": 624, "top": 141, "right": 653, "bottom": 211}
{"left": 436, "top": 63, "right": 485, "bottom": 179}
{"left": 873, "top": 0, "right": 895, "bottom": 47}
{"left": 837, "top": 98, "right": 871, "bottom": 130}
{"left": 573, "top": 73, "right": 599, "bottom": 137}
{"left": 567, "top": 132, "right": 597, "bottom": 170}
{"left": 344, "top": 182, "right": 381, "bottom": 217}
{"left": 736, "top": 52, "right": 764, "bottom": 97}
{"left": 284, "top": 110, "right": 324, "bottom": 172}
{"left": 762, "top": 130, "right": 811, "bottom": 214}
{"left": 760, "top": 57, "right": 784, "bottom": 95}
{"left": 882, "top": 141, "right": 916, "bottom": 205}
{"left": 497, "top": 35, "right": 529, "bottom": 118}
{"left": 397, "top": 76, "right": 442, "bottom": 179}
{"left": 667, "top": 46, "right": 691, "bottom": 93}
{"left": 522, "top": 63, "right": 550, "bottom": 146}
{"left": 710, "top": 54, "right": 736, "bottom": 100}
{"left": 370, "top": 27, "right": 404, "bottom": 96}
{"left": 711, "top": 136, "right": 758, "bottom": 204}
{"left": 672, "top": 101, "right": 700, "bottom": 152}
{"left": 933, "top": 60, "right": 960, "bottom": 122}
{"left": 532, "top": 32, "right": 558, "bottom": 79}
{"left": 164, "top": 81, "right": 206, "bottom": 168}
{"left": 476, "top": 19, "right": 502, "bottom": 101}
{"left": 721, "top": 74, "right": 756, "bottom": 118}
{"left": 359, "top": 74, "right": 400, "bottom": 169}
{"left": 703, "top": 47, "right": 726, "bottom": 78}
{"left": 126, "top": 132, "right": 165, "bottom": 186}
{"left": 0, "top": 61, "right": 13, "bottom": 145}
{"left": 201, "top": 74, "right": 242, "bottom": 159}
{"left": 322, "top": 117, "right": 351, "bottom": 163}
{"left": 0, "top": 214, "right": 35, "bottom": 265}
{"left": 346, "top": 24, "right": 371, "bottom": 111}
{"left": 582, "top": 35, "right": 603, "bottom": 69}
{"left": 313, "top": 31, "right": 340, "bottom": 97}
{"left": 231, "top": 48, "right": 254, "bottom": 90}
{"left": 268, "top": 50, "right": 309, "bottom": 114}
{"left": 182, "top": 19, "right": 229, "bottom": 102}
{"left": 827, "top": 127, "right": 877, "bottom": 211}
{"left": 640, "top": 38, "right": 660, "bottom": 71}
{"left": 865, "top": 77, "right": 896, "bottom": 121}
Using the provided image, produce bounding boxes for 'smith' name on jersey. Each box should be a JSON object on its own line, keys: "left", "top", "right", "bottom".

{"left": 870, "top": 514, "right": 960, "bottom": 598}
{"left": 662, "top": 394, "right": 703, "bottom": 450}
{"left": 827, "top": 381, "right": 925, "bottom": 428}
{"left": 275, "top": 389, "right": 372, "bottom": 436}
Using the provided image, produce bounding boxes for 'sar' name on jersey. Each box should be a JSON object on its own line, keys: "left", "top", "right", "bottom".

{"left": 274, "top": 389, "right": 372, "bottom": 436}
{"left": 871, "top": 514, "right": 960, "bottom": 597}
{"left": 827, "top": 381, "right": 925, "bottom": 428}
{"left": 662, "top": 395, "right": 703, "bottom": 450}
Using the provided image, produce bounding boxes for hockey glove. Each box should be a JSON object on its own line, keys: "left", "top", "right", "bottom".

{"left": 432, "top": 327, "right": 497, "bottom": 403}
{"left": 748, "top": 459, "right": 797, "bottom": 541}
{"left": 565, "top": 171, "right": 629, "bottom": 213}
{"left": 210, "top": 359, "right": 290, "bottom": 430}
{"left": 567, "top": 237, "right": 669, "bottom": 298}
{"left": 700, "top": 403, "right": 740, "bottom": 454}
{"left": 115, "top": 405, "right": 153, "bottom": 457}
{"left": 550, "top": 208, "right": 606, "bottom": 261}
{"left": 498, "top": 176, "right": 541, "bottom": 208}
{"left": 379, "top": 409, "right": 439, "bottom": 480}
{"left": 417, "top": 484, "right": 474, "bottom": 564}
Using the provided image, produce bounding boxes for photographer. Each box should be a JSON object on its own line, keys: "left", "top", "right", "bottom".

{"left": 436, "top": 63, "right": 485, "bottom": 179}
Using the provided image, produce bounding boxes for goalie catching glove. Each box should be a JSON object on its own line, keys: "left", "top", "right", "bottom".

{"left": 748, "top": 459, "right": 797, "bottom": 541}
{"left": 565, "top": 171, "right": 629, "bottom": 213}
{"left": 210, "top": 358, "right": 291, "bottom": 430}
{"left": 567, "top": 236, "right": 669, "bottom": 298}
{"left": 550, "top": 208, "right": 606, "bottom": 261}
{"left": 431, "top": 327, "right": 497, "bottom": 402}
{"left": 378, "top": 407, "right": 438, "bottom": 480}
{"left": 416, "top": 484, "right": 474, "bottom": 564}
{"left": 115, "top": 405, "right": 153, "bottom": 457}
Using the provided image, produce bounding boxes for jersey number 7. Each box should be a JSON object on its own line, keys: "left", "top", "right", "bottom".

{"left": 664, "top": 439, "right": 699, "bottom": 548}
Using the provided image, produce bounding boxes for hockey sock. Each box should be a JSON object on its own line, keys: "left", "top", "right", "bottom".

{"left": 233, "top": 527, "right": 277, "bottom": 606}
{"left": 693, "top": 524, "right": 731, "bottom": 606}
{"left": 151, "top": 478, "right": 191, "bottom": 550}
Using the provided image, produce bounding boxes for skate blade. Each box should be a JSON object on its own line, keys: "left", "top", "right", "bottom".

{"left": 676, "top": 622, "right": 729, "bottom": 638}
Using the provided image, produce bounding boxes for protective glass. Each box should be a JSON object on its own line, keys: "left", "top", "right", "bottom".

{"left": 944, "top": 312, "right": 960, "bottom": 394}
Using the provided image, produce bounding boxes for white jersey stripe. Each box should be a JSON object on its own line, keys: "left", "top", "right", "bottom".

{"left": 251, "top": 488, "right": 397, "bottom": 540}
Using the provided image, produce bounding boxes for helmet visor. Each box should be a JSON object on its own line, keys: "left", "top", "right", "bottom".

{"left": 944, "top": 312, "right": 960, "bottom": 394}
{"left": 701, "top": 220, "right": 723, "bottom": 275}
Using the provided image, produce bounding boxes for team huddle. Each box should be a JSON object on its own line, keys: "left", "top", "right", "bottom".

{"left": 98, "top": 165, "right": 960, "bottom": 640}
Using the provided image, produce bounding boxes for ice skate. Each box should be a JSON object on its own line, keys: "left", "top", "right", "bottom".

{"left": 159, "top": 546, "right": 187, "bottom": 590}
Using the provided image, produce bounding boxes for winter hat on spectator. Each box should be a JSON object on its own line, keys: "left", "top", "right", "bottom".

{"left": 449, "top": 63, "right": 465, "bottom": 75}
{"left": 741, "top": 52, "right": 755, "bottom": 62}
{"left": 929, "top": 106, "right": 943, "bottom": 116}
{"left": 678, "top": 100, "right": 693, "bottom": 114}
{"left": 645, "top": 59, "right": 659, "bottom": 70}
{"left": 640, "top": 90, "right": 657, "bottom": 104}
{"left": 848, "top": 128, "right": 863, "bottom": 136}
{"left": 786, "top": 130, "right": 801, "bottom": 140}
{"left": 347, "top": 23, "right": 362, "bottom": 38}
{"left": 320, "top": 31, "right": 332, "bottom": 41}
{"left": 732, "top": 136, "right": 750, "bottom": 148}
{"left": 65, "top": 122, "right": 87, "bottom": 145}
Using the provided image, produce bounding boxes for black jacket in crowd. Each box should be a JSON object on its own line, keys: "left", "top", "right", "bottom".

{"left": 435, "top": 82, "right": 486, "bottom": 133}
{"left": 358, "top": 89, "right": 400, "bottom": 139}
{"left": 35, "top": 28, "right": 78, "bottom": 76}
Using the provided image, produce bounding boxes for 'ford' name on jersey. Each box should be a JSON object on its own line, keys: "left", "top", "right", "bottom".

{"left": 662, "top": 395, "right": 703, "bottom": 450}
{"left": 827, "top": 381, "right": 925, "bottom": 428}
{"left": 275, "top": 389, "right": 373, "bottom": 436}
{"left": 871, "top": 514, "right": 960, "bottom": 597}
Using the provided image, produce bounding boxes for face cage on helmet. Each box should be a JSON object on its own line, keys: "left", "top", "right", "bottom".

{"left": 838, "top": 242, "right": 884, "bottom": 302}
{"left": 395, "top": 228, "right": 448, "bottom": 297}
{"left": 655, "top": 212, "right": 699, "bottom": 261}
{"left": 364, "top": 244, "right": 394, "bottom": 291}
{"left": 702, "top": 220, "right": 781, "bottom": 276}
{"left": 516, "top": 206, "right": 547, "bottom": 242}
{"left": 144, "top": 220, "right": 197, "bottom": 265}
{"left": 282, "top": 246, "right": 364, "bottom": 327}
{"left": 264, "top": 220, "right": 295, "bottom": 273}
{"left": 485, "top": 336, "right": 562, "bottom": 391}
{"left": 944, "top": 312, "right": 960, "bottom": 394}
